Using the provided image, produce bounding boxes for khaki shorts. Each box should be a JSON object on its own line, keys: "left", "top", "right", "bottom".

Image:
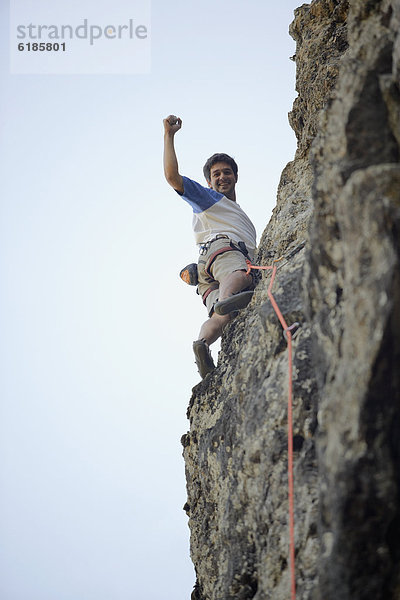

{"left": 197, "top": 238, "right": 254, "bottom": 316}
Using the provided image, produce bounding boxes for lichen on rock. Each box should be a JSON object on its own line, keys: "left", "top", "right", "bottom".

{"left": 182, "top": 1, "right": 400, "bottom": 598}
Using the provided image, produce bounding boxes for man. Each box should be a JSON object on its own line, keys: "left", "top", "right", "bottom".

{"left": 163, "top": 114, "right": 257, "bottom": 378}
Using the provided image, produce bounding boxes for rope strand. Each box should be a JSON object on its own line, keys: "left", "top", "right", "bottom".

{"left": 246, "top": 258, "right": 296, "bottom": 600}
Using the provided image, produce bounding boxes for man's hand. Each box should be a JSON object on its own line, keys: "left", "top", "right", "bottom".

{"left": 163, "top": 114, "right": 184, "bottom": 193}
{"left": 163, "top": 114, "right": 182, "bottom": 136}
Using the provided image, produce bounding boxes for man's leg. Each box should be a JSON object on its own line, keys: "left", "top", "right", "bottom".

{"left": 218, "top": 269, "right": 252, "bottom": 302}
{"left": 193, "top": 312, "right": 229, "bottom": 378}
{"left": 198, "top": 312, "right": 230, "bottom": 346}
{"left": 198, "top": 270, "right": 252, "bottom": 344}
{"left": 197, "top": 271, "right": 251, "bottom": 341}
{"left": 193, "top": 249, "right": 254, "bottom": 378}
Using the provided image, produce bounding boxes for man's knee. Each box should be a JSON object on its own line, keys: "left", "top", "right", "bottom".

{"left": 220, "top": 269, "right": 252, "bottom": 287}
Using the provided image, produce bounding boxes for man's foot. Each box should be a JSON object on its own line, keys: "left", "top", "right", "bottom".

{"left": 193, "top": 339, "right": 215, "bottom": 379}
{"left": 214, "top": 290, "right": 254, "bottom": 316}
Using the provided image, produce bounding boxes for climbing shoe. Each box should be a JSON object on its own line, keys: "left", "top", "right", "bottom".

{"left": 193, "top": 339, "right": 215, "bottom": 379}
{"left": 214, "top": 290, "right": 254, "bottom": 316}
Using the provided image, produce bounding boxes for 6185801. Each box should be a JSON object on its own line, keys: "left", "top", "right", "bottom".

{"left": 18, "top": 42, "right": 66, "bottom": 51}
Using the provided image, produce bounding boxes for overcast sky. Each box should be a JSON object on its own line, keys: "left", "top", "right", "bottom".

{"left": 0, "top": 1, "right": 302, "bottom": 598}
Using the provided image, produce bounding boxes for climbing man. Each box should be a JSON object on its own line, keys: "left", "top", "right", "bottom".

{"left": 163, "top": 114, "right": 257, "bottom": 378}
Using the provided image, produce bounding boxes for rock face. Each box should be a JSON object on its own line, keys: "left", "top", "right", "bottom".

{"left": 181, "top": 1, "right": 400, "bottom": 598}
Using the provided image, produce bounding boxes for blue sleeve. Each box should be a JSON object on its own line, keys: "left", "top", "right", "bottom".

{"left": 177, "top": 176, "right": 223, "bottom": 213}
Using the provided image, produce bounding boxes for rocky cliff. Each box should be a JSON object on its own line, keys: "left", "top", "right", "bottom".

{"left": 181, "top": 1, "right": 400, "bottom": 598}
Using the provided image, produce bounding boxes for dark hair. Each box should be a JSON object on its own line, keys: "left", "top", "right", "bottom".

{"left": 203, "top": 153, "right": 238, "bottom": 182}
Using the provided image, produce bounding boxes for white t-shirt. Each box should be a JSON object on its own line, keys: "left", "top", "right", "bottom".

{"left": 178, "top": 176, "right": 257, "bottom": 252}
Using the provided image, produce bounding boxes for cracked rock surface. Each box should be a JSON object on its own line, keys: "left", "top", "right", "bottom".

{"left": 182, "top": 1, "right": 400, "bottom": 598}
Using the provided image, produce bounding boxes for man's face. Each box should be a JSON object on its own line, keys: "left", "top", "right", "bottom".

{"left": 207, "top": 162, "right": 237, "bottom": 200}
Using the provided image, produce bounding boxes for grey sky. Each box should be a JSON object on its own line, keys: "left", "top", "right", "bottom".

{"left": 0, "top": 1, "right": 301, "bottom": 598}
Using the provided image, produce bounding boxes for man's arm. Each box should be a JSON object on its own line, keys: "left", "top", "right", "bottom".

{"left": 163, "top": 115, "right": 184, "bottom": 194}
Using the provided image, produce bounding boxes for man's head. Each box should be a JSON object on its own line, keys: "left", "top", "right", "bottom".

{"left": 203, "top": 153, "right": 238, "bottom": 201}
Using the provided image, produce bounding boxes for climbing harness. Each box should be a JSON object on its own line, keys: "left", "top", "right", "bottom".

{"left": 201, "top": 282, "right": 219, "bottom": 307}
{"left": 245, "top": 241, "right": 305, "bottom": 600}
{"left": 204, "top": 239, "right": 250, "bottom": 279}
{"left": 179, "top": 238, "right": 253, "bottom": 307}
{"left": 198, "top": 234, "right": 230, "bottom": 255}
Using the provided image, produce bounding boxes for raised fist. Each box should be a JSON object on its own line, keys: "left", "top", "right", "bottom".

{"left": 163, "top": 114, "right": 182, "bottom": 134}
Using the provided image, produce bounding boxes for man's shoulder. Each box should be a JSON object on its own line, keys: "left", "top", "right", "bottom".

{"left": 179, "top": 176, "right": 223, "bottom": 212}
{"left": 181, "top": 176, "right": 217, "bottom": 195}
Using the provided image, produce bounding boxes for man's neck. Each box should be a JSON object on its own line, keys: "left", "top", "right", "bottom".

{"left": 225, "top": 190, "right": 236, "bottom": 202}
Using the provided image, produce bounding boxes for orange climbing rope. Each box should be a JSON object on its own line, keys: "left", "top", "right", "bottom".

{"left": 246, "top": 257, "right": 297, "bottom": 600}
